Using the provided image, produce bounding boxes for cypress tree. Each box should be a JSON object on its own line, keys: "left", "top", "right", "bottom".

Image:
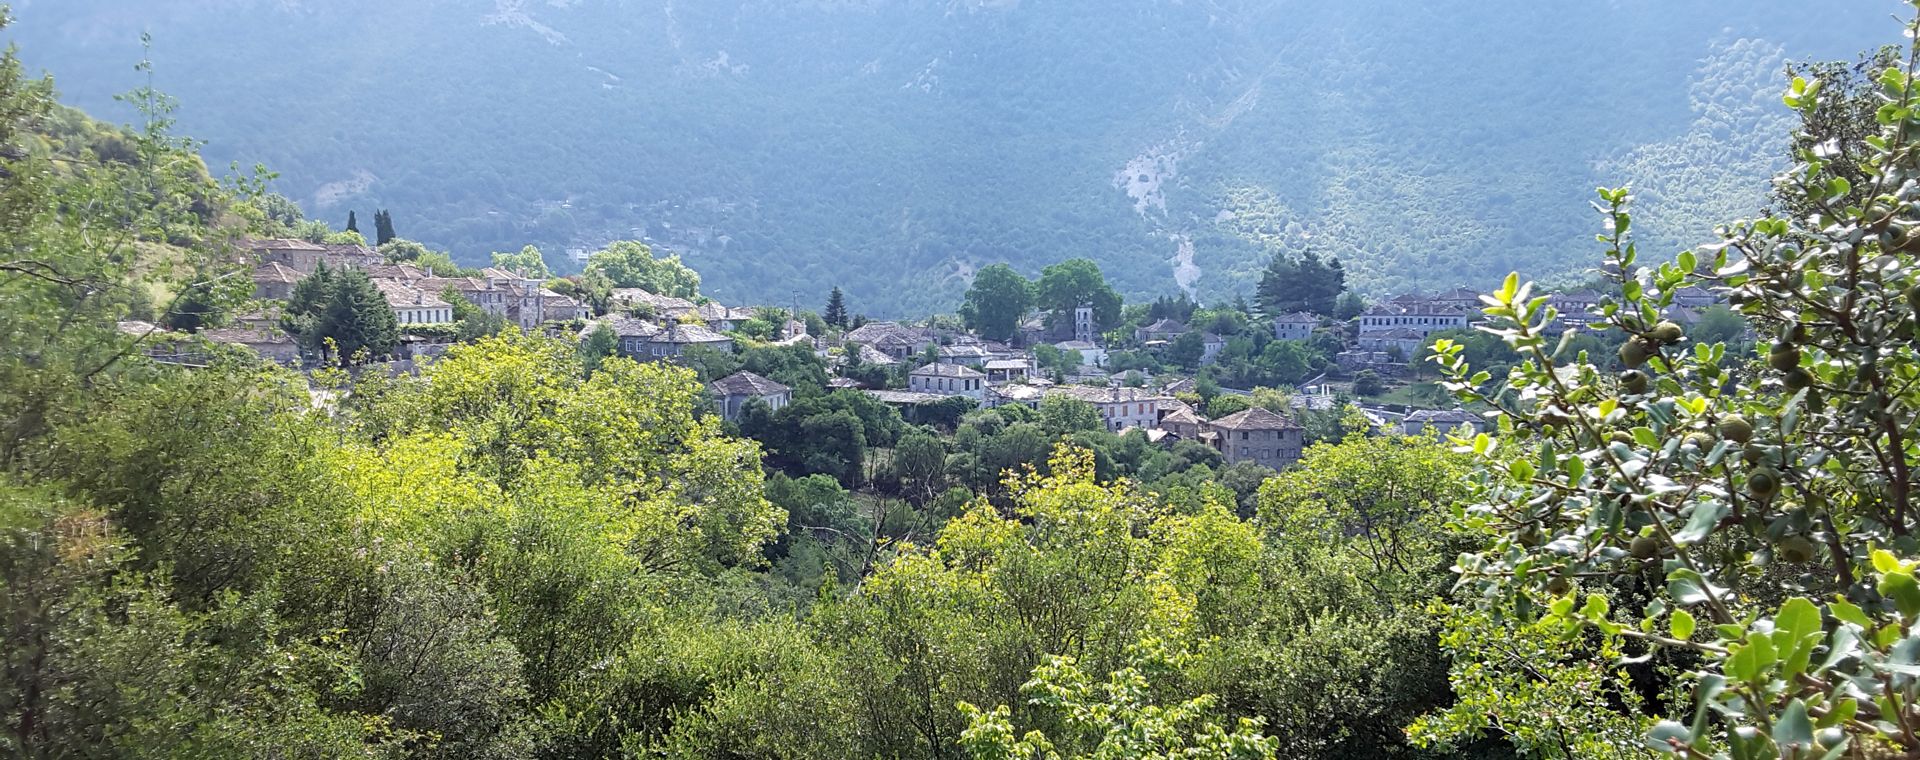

{"left": 824, "top": 286, "right": 848, "bottom": 328}
{"left": 374, "top": 209, "right": 396, "bottom": 245}
{"left": 345, "top": 210, "right": 359, "bottom": 234}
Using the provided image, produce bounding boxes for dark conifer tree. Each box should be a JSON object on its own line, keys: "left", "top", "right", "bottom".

{"left": 823, "top": 286, "right": 848, "bottom": 328}
{"left": 1256, "top": 249, "right": 1346, "bottom": 316}
{"left": 373, "top": 209, "right": 397, "bottom": 246}
{"left": 345, "top": 210, "right": 359, "bottom": 234}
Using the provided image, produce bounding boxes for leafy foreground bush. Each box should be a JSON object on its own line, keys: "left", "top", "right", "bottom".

{"left": 1416, "top": 5, "right": 1920, "bottom": 758}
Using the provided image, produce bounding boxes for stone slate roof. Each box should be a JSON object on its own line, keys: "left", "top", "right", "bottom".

{"left": 1159, "top": 407, "right": 1205, "bottom": 427}
{"left": 240, "top": 238, "right": 325, "bottom": 253}
{"left": 611, "top": 288, "right": 697, "bottom": 313}
{"left": 912, "top": 362, "right": 986, "bottom": 379}
{"left": 251, "top": 261, "right": 303, "bottom": 284}
{"left": 845, "top": 321, "right": 934, "bottom": 346}
{"left": 1272, "top": 311, "right": 1318, "bottom": 325}
{"left": 371, "top": 278, "right": 450, "bottom": 310}
{"left": 594, "top": 316, "right": 662, "bottom": 339}
{"left": 1209, "top": 406, "right": 1300, "bottom": 431}
{"left": 1140, "top": 318, "right": 1186, "bottom": 334}
{"left": 710, "top": 371, "right": 789, "bottom": 397}
{"left": 1405, "top": 409, "right": 1481, "bottom": 424}
{"left": 656, "top": 322, "right": 732, "bottom": 345}
{"left": 1047, "top": 385, "right": 1171, "bottom": 405}
{"left": 848, "top": 343, "right": 898, "bottom": 366}
{"left": 865, "top": 390, "right": 958, "bottom": 405}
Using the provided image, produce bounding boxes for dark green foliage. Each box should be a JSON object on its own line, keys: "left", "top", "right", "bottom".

{"left": 1167, "top": 330, "right": 1207, "bottom": 369}
{"left": 1352, "top": 370, "right": 1384, "bottom": 397}
{"left": 160, "top": 276, "right": 222, "bottom": 332}
{"left": 960, "top": 264, "right": 1033, "bottom": 342}
{"left": 1255, "top": 250, "right": 1346, "bottom": 317}
{"left": 346, "top": 209, "right": 358, "bottom": 233}
{"left": 284, "top": 264, "right": 399, "bottom": 363}
{"left": 740, "top": 390, "right": 907, "bottom": 486}
{"left": 447, "top": 289, "right": 508, "bottom": 341}
{"left": 374, "top": 208, "right": 396, "bottom": 245}
{"left": 1035, "top": 259, "right": 1123, "bottom": 331}
{"left": 579, "top": 321, "right": 617, "bottom": 373}
{"left": 824, "top": 286, "right": 849, "bottom": 329}
{"left": 18, "top": 0, "right": 1878, "bottom": 315}
{"left": 743, "top": 343, "right": 830, "bottom": 390}
{"left": 1038, "top": 395, "right": 1103, "bottom": 436}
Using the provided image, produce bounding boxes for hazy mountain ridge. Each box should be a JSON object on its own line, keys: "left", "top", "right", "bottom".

{"left": 8, "top": 0, "right": 1892, "bottom": 314}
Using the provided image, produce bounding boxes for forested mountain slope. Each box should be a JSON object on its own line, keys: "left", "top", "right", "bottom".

{"left": 7, "top": 0, "right": 1889, "bottom": 314}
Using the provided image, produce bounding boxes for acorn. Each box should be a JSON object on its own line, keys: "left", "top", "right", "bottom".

{"left": 1778, "top": 536, "right": 1817, "bottom": 564}
{"left": 1768, "top": 342, "right": 1802, "bottom": 372}
{"left": 1650, "top": 321, "right": 1684, "bottom": 345}
{"left": 1630, "top": 535, "right": 1662, "bottom": 559}
{"left": 1609, "top": 431, "right": 1635, "bottom": 446}
{"left": 1784, "top": 367, "right": 1814, "bottom": 391}
{"left": 1619, "top": 338, "right": 1651, "bottom": 368}
{"left": 1547, "top": 576, "right": 1573, "bottom": 595}
{"left": 1788, "top": 323, "right": 1810, "bottom": 343}
{"left": 1517, "top": 525, "right": 1545, "bottom": 548}
{"left": 1748, "top": 467, "right": 1782, "bottom": 500}
{"left": 1742, "top": 445, "right": 1773, "bottom": 466}
{"left": 1719, "top": 415, "right": 1754, "bottom": 444}
{"left": 1621, "top": 370, "right": 1651, "bottom": 394}
{"left": 1685, "top": 431, "right": 1714, "bottom": 450}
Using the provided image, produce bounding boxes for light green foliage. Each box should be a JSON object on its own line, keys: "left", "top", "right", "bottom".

{"left": 323, "top": 229, "right": 367, "bottom": 246}
{"left": 1409, "top": 601, "right": 1651, "bottom": 759}
{"left": 962, "top": 263, "right": 1034, "bottom": 342}
{"left": 584, "top": 240, "right": 700, "bottom": 297}
{"left": 821, "top": 446, "right": 1268, "bottom": 758}
{"left": 1257, "top": 434, "right": 1468, "bottom": 581}
{"left": 959, "top": 641, "right": 1278, "bottom": 760}
{"left": 378, "top": 237, "right": 431, "bottom": 262}
{"left": 1424, "top": 15, "right": 1920, "bottom": 755}
{"left": 1205, "top": 394, "right": 1251, "bottom": 419}
{"left": 491, "top": 244, "right": 551, "bottom": 279}
{"left": 292, "top": 218, "right": 331, "bottom": 242}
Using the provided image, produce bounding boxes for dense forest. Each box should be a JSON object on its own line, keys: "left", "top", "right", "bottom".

{"left": 16, "top": 3, "right": 1920, "bottom": 760}
{"left": 3, "top": 0, "right": 1891, "bottom": 314}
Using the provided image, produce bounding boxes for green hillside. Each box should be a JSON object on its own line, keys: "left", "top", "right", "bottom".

{"left": 7, "top": 0, "right": 1890, "bottom": 314}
